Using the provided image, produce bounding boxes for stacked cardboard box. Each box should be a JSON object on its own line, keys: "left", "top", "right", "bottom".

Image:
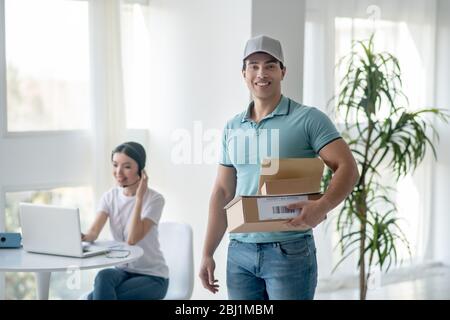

{"left": 225, "top": 158, "right": 324, "bottom": 233}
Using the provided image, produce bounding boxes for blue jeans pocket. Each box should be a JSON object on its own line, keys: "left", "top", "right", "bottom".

{"left": 228, "top": 239, "right": 240, "bottom": 248}
{"left": 278, "top": 237, "right": 311, "bottom": 257}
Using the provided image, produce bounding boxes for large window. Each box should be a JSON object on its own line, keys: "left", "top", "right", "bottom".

{"left": 5, "top": 0, "right": 90, "bottom": 132}
{"left": 303, "top": 2, "right": 438, "bottom": 282}
{"left": 334, "top": 18, "right": 428, "bottom": 122}
{"left": 0, "top": 0, "right": 149, "bottom": 300}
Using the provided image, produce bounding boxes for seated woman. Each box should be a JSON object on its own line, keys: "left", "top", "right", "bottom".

{"left": 82, "top": 141, "right": 169, "bottom": 300}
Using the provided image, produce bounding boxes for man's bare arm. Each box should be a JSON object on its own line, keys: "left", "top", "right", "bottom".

{"left": 199, "top": 165, "right": 237, "bottom": 293}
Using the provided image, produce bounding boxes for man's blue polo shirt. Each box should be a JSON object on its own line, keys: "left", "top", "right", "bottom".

{"left": 220, "top": 95, "right": 341, "bottom": 243}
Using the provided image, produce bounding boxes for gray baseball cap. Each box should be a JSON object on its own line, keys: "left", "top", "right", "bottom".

{"left": 243, "top": 35, "right": 284, "bottom": 65}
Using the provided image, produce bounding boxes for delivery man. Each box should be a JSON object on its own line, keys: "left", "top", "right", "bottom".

{"left": 199, "top": 35, "right": 359, "bottom": 299}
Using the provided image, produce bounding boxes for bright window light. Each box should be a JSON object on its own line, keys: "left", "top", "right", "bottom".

{"left": 5, "top": 0, "right": 90, "bottom": 132}
{"left": 334, "top": 17, "right": 428, "bottom": 264}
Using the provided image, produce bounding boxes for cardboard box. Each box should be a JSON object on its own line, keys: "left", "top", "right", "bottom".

{"left": 224, "top": 158, "right": 324, "bottom": 233}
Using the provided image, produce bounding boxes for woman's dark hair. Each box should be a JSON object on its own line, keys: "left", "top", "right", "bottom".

{"left": 111, "top": 142, "right": 146, "bottom": 176}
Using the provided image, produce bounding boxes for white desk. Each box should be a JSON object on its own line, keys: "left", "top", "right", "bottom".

{"left": 0, "top": 241, "right": 143, "bottom": 300}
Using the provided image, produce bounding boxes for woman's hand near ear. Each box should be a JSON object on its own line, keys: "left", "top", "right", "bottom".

{"left": 127, "top": 169, "right": 153, "bottom": 245}
{"left": 136, "top": 169, "right": 148, "bottom": 200}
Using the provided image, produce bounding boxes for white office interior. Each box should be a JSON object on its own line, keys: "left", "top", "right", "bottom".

{"left": 0, "top": 0, "right": 449, "bottom": 300}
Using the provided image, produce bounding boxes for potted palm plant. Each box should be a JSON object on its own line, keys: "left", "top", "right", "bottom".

{"left": 324, "top": 34, "right": 449, "bottom": 300}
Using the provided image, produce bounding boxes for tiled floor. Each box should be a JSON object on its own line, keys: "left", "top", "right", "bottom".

{"left": 315, "top": 266, "right": 450, "bottom": 300}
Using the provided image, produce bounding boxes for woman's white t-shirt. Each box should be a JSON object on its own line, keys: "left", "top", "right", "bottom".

{"left": 97, "top": 186, "right": 169, "bottom": 279}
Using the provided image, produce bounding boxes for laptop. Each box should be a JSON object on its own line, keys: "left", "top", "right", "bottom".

{"left": 19, "top": 202, "right": 110, "bottom": 258}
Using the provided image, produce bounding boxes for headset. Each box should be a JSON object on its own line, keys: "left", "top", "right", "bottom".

{"left": 114, "top": 142, "right": 146, "bottom": 188}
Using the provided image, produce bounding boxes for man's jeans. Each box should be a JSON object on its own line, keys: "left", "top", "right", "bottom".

{"left": 227, "top": 234, "right": 318, "bottom": 300}
{"left": 87, "top": 268, "right": 169, "bottom": 300}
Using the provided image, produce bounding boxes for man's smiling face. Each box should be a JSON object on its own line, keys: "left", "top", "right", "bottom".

{"left": 242, "top": 52, "right": 285, "bottom": 101}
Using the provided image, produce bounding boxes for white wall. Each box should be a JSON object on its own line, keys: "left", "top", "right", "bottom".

{"left": 0, "top": 134, "right": 93, "bottom": 191}
{"left": 144, "top": 0, "right": 251, "bottom": 299}
{"left": 251, "top": 0, "right": 305, "bottom": 102}
{"left": 143, "top": 0, "right": 307, "bottom": 299}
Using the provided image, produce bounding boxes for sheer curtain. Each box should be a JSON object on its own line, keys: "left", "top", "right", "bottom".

{"left": 89, "top": 0, "right": 127, "bottom": 202}
{"left": 303, "top": 0, "right": 446, "bottom": 290}
{"left": 430, "top": 0, "right": 450, "bottom": 265}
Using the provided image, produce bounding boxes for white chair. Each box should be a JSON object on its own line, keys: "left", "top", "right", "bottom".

{"left": 159, "top": 221, "right": 194, "bottom": 300}
{"left": 79, "top": 221, "right": 194, "bottom": 300}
